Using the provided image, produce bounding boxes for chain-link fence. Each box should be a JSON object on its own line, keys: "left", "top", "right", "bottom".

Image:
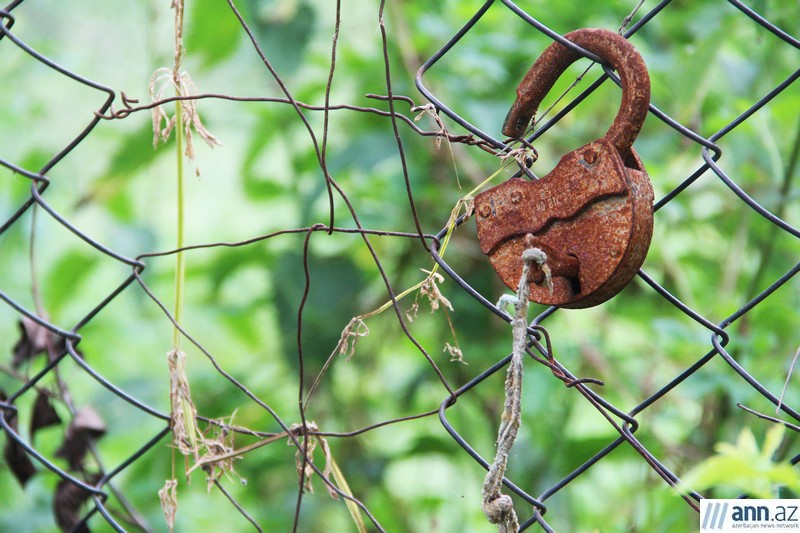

{"left": 0, "top": 0, "right": 798, "bottom": 531}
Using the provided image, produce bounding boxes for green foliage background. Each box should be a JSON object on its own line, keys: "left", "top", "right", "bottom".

{"left": 0, "top": 0, "right": 798, "bottom": 532}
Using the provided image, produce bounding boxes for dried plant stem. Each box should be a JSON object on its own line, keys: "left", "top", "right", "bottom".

{"left": 170, "top": 0, "right": 194, "bottom": 462}
{"left": 173, "top": 98, "right": 186, "bottom": 352}
{"left": 163, "top": 5, "right": 197, "bottom": 528}
{"left": 436, "top": 159, "right": 516, "bottom": 261}
{"left": 171, "top": 0, "right": 186, "bottom": 353}
{"left": 329, "top": 453, "right": 368, "bottom": 533}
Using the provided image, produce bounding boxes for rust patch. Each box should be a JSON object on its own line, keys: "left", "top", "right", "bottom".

{"left": 477, "top": 28, "right": 654, "bottom": 308}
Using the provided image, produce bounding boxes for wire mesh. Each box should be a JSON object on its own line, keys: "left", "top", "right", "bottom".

{"left": 0, "top": 0, "right": 798, "bottom": 531}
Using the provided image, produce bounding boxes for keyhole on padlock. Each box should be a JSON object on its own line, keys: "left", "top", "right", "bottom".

{"left": 566, "top": 256, "right": 581, "bottom": 294}
{"left": 542, "top": 255, "right": 581, "bottom": 295}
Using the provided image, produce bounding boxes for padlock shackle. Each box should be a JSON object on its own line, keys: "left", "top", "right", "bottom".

{"left": 503, "top": 28, "right": 650, "bottom": 155}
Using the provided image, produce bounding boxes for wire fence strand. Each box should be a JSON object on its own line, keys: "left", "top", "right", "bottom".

{"left": 0, "top": 0, "right": 798, "bottom": 531}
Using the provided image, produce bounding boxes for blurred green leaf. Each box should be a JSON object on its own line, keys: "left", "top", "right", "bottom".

{"left": 80, "top": 123, "right": 161, "bottom": 221}
{"left": 43, "top": 249, "right": 100, "bottom": 315}
{"left": 682, "top": 425, "right": 800, "bottom": 499}
{"left": 187, "top": 0, "right": 243, "bottom": 69}
{"left": 240, "top": 109, "right": 291, "bottom": 200}
{"left": 245, "top": 0, "right": 316, "bottom": 75}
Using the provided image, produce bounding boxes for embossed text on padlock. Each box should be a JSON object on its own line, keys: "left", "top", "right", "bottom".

{"left": 475, "top": 28, "right": 654, "bottom": 308}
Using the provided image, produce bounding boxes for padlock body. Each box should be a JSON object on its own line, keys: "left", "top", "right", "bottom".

{"left": 475, "top": 138, "right": 653, "bottom": 308}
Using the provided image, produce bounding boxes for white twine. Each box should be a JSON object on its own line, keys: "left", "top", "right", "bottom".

{"left": 482, "top": 242, "right": 549, "bottom": 533}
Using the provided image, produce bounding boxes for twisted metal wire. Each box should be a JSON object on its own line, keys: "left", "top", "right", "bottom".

{"left": 0, "top": 0, "right": 797, "bottom": 531}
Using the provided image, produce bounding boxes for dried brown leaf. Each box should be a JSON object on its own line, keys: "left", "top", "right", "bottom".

{"left": 54, "top": 474, "right": 100, "bottom": 533}
{"left": 2, "top": 392, "right": 37, "bottom": 487}
{"left": 197, "top": 418, "right": 241, "bottom": 491}
{"left": 405, "top": 302, "right": 419, "bottom": 323}
{"left": 419, "top": 271, "right": 453, "bottom": 313}
{"left": 31, "top": 390, "right": 62, "bottom": 442}
{"left": 55, "top": 407, "right": 106, "bottom": 470}
{"left": 167, "top": 349, "right": 200, "bottom": 459}
{"left": 296, "top": 437, "right": 318, "bottom": 494}
{"left": 289, "top": 422, "right": 327, "bottom": 494}
{"left": 72, "top": 406, "right": 107, "bottom": 434}
{"left": 159, "top": 478, "right": 178, "bottom": 532}
{"left": 336, "top": 318, "right": 369, "bottom": 362}
{"left": 316, "top": 432, "right": 338, "bottom": 500}
{"left": 149, "top": 68, "right": 221, "bottom": 164}
{"left": 11, "top": 317, "right": 51, "bottom": 369}
{"left": 443, "top": 342, "right": 465, "bottom": 364}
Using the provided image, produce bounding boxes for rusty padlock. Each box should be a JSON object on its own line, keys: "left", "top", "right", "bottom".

{"left": 475, "top": 28, "right": 653, "bottom": 309}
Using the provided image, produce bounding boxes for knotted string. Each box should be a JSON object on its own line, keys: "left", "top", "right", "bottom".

{"left": 482, "top": 237, "right": 548, "bottom": 533}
